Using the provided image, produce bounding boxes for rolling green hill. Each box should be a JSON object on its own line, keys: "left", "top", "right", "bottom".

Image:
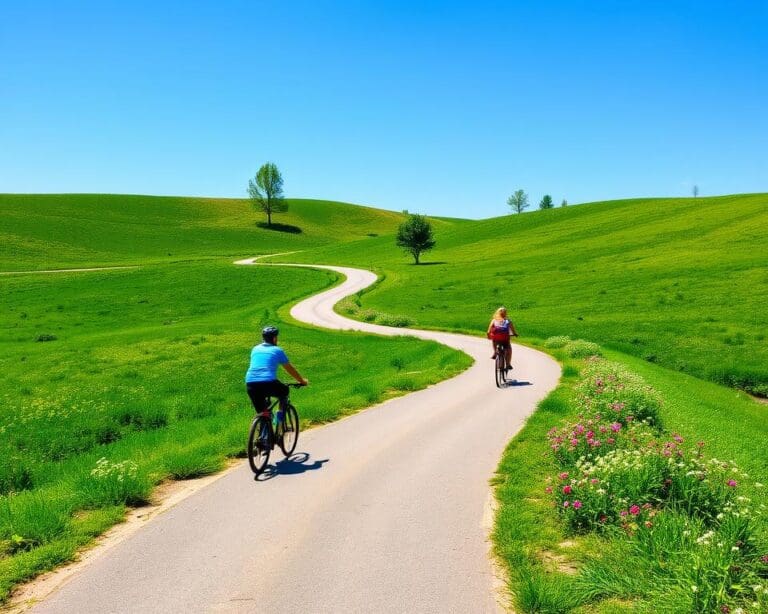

{"left": 272, "top": 193, "right": 768, "bottom": 396}
{"left": 0, "top": 194, "right": 466, "bottom": 271}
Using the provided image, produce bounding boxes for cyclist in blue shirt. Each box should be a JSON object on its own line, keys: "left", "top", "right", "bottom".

{"left": 245, "top": 326, "right": 308, "bottom": 412}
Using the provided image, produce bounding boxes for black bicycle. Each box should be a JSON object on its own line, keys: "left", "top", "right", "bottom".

{"left": 247, "top": 383, "right": 303, "bottom": 475}
{"left": 494, "top": 342, "right": 508, "bottom": 388}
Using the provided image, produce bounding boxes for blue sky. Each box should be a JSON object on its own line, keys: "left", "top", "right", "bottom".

{"left": 2, "top": 1, "right": 766, "bottom": 218}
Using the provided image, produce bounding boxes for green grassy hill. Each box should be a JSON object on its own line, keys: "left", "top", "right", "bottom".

{"left": 272, "top": 193, "right": 768, "bottom": 396}
{"left": 0, "top": 194, "right": 464, "bottom": 271}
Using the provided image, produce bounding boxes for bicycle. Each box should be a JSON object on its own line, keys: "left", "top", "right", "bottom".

{"left": 494, "top": 342, "right": 508, "bottom": 388}
{"left": 247, "top": 383, "right": 303, "bottom": 475}
{"left": 493, "top": 336, "right": 517, "bottom": 388}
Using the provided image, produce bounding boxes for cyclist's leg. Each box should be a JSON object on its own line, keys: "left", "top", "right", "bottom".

{"left": 246, "top": 382, "right": 269, "bottom": 413}
{"left": 263, "top": 380, "right": 290, "bottom": 412}
{"left": 504, "top": 341, "right": 512, "bottom": 369}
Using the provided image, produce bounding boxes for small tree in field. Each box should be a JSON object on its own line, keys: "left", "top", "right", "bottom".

{"left": 692, "top": 185, "right": 699, "bottom": 198}
{"left": 539, "top": 194, "right": 554, "bottom": 209}
{"left": 396, "top": 214, "right": 435, "bottom": 265}
{"left": 507, "top": 189, "right": 529, "bottom": 214}
{"left": 561, "top": 199, "right": 568, "bottom": 207}
{"left": 248, "top": 162, "right": 287, "bottom": 226}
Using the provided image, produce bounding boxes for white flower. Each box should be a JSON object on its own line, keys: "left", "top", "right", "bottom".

{"left": 691, "top": 586, "right": 698, "bottom": 593}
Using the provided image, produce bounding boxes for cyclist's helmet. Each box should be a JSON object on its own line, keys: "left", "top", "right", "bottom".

{"left": 261, "top": 325, "right": 279, "bottom": 344}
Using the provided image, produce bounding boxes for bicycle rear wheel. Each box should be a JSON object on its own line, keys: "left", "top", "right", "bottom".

{"left": 279, "top": 404, "right": 300, "bottom": 457}
{"left": 495, "top": 351, "right": 506, "bottom": 388}
{"left": 247, "top": 415, "right": 271, "bottom": 475}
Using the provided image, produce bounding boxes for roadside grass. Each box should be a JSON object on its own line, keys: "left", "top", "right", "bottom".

{"left": 492, "top": 342, "right": 768, "bottom": 613}
{"left": 0, "top": 261, "right": 471, "bottom": 601}
{"left": 273, "top": 193, "right": 768, "bottom": 397}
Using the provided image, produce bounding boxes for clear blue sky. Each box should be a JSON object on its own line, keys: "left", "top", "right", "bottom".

{"left": 2, "top": 1, "right": 766, "bottom": 218}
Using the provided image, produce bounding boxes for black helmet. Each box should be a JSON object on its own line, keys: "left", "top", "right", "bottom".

{"left": 261, "top": 325, "right": 279, "bottom": 343}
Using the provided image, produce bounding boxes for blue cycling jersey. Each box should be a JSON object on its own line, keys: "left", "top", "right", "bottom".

{"left": 245, "top": 343, "right": 289, "bottom": 383}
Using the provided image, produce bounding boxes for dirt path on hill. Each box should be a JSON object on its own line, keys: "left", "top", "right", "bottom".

{"left": 28, "top": 259, "right": 560, "bottom": 614}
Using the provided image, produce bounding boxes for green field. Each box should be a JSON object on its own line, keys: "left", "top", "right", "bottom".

{"left": 1, "top": 192, "right": 766, "bottom": 608}
{"left": 272, "top": 193, "right": 768, "bottom": 397}
{"left": 0, "top": 193, "right": 464, "bottom": 270}
{"left": 0, "top": 196, "right": 471, "bottom": 600}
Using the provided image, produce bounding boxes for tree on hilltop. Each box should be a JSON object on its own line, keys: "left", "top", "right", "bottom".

{"left": 248, "top": 162, "right": 287, "bottom": 226}
{"left": 507, "top": 189, "right": 529, "bottom": 214}
{"left": 539, "top": 194, "right": 554, "bottom": 209}
{"left": 692, "top": 185, "right": 699, "bottom": 198}
{"left": 561, "top": 199, "right": 568, "bottom": 207}
{"left": 396, "top": 214, "right": 435, "bottom": 265}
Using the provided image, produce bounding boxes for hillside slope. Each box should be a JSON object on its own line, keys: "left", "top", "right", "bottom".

{"left": 274, "top": 193, "right": 768, "bottom": 395}
{"left": 0, "top": 194, "right": 464, "bottom": 271}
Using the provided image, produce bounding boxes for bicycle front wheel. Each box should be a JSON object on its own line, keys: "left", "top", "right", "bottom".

{"left": 247, "top": 415, "right": 271, "bottom": 475}
{"left": 279, "top": 404, "right": 300, "bottom": 457}
{"left": 495, "top": 352, "right": 506, "bottom": 388}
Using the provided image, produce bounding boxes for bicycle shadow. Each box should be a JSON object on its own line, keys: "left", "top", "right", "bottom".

{"left": 255, "top": 452, "right": 329, "bottom": 481}
{"left": 501, "top": 380, "right": 532, "bottom": 388}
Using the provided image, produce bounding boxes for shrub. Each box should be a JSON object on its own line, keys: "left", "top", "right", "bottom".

{"left": 544, "top": 335, "right": 572, "bottom": 349}
{"left": 564, "top": 339, "right": 602, "bottom": 358}
{"left": 576, "top": 360, "right": 663, "bottom": 427}
{"left": 34, "top": 334, "right": 57, "bottom": 342}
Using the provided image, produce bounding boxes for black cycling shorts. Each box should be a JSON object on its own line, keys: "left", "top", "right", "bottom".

{"left": 246, "top": 380, "right": 289, "bottom": 411}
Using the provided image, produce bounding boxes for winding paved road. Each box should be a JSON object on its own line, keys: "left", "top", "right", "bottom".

{"left": 32, "top": 261, "right": 560, "bottom": 614}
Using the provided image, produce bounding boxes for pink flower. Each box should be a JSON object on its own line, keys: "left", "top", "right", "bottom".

{"left": 558, "top": 472, "right": 569, "bottom": 480}
{"left": 606, "top": 437, "right": 615, "bottom": 445}
{"left": 610, "top": 422, "right": 622, "bottom": 432}
{"left": 586, "top": 431, "right": 595, "bottom": 439}
{"left": 673, "top": 434, "right": 684, "bottom": 443}
{"left": 629, "top": 505, "right": 641, "bottom": 515}
{"left": 590, "top": 478, "right": 599, "bottom": 485}
{"left": 644, "top": 521, "right": 653, "bottom": 528}
{"left": 696, "top": 441, "right": 705, "bottom": 448}
{"left": 563, "top": 501, "right": 570, "bottom": 508}
{"left": 573, "top": 500, "right": 582, "bottom": 509}
{"left": 574, "top": 424, "right": 585, "bottom": 435}
{"left": 761, "top": 554, "right": 768, "bottom": 564}
{"left": 545, "top": 486, "right": 553, "bottom": 494}
{"left": 619, "top": 510, "right": 628, "bottom": 517}
{"left": 727, "top": 479, "right": 737, "bottom": 487}
{"left": 563, "top": 485, "right": 572, "bottom": 494}
{"left": 570, "top": 438, "right": 579, "bottom": 446}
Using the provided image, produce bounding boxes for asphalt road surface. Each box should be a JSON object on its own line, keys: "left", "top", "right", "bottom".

{"left": 33, "top": 262, "right": 560, "bottom": 614}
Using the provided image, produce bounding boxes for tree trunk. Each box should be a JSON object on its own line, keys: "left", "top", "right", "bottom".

{"left": 414, "top": 252, "right": 420, "bottom": 265}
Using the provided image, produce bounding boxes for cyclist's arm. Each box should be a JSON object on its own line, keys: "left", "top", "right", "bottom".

{"left": 282, "top": 362, "right": 308, "bottom": 386}
{"left": 510, "top": 322, "right": 519, "bottom": 337}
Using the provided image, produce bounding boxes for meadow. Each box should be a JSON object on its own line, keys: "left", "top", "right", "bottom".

{"left": 0, "top": 199, "right": 471, "bottom": 600}
{"left": 273, "top": 193, "right": 768, "bottom": 397}
{"left": 2, "top": 192, "right": 765, "bottom": 609}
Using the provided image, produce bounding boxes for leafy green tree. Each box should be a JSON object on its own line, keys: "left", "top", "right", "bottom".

{"left": 693, "top": 185, "right": 699, "bottom": 198}
{"left": 396, "top": 214, "right": 435, "bottom": 265}
{"left": 561, "top": 199, "right": 568, "bottom": 207}
{"left": 247, "top": 162, "right": 287, "bottom": 226}
{"left": 507, "top": 189, "right": 529, "bottom": 214}
{"left": 539, "top": 194, "right": 554, "bottom": 209}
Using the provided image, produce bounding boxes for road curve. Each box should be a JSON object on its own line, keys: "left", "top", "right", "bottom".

{"left": 33, "top": 261, "right": 561, "bottom": 614}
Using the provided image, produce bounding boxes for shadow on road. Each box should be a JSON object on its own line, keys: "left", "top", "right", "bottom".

{"left": 255, "top": 452, "right": 329, "bottom": 481}
{"left": 501, "top": 380, "right": 532, "bottom": 388}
